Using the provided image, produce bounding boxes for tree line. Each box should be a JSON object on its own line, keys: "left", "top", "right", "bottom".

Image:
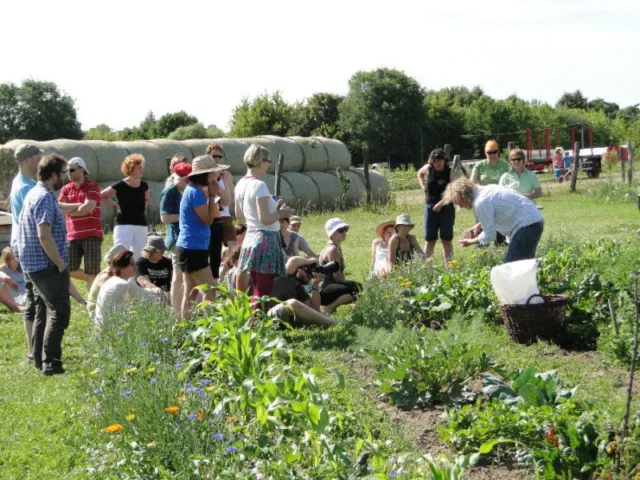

{"left": 2, "top": 71, "right": 639, "bottom": 166}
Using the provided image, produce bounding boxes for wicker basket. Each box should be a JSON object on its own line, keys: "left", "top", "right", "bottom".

{"left": 500, "top": 294, "right": 569, "bottom": 344}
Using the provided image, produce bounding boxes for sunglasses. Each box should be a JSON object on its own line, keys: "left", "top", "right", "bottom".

{"left": 486, "top": 150, "right": 499, "bottom": 155}
{"left": 336, "top": 227, "right": 349, "bottom": 234}
{"left": 68, "top": 168, "right": 77, "bottom": 173}
{"left": 510, "top": 157, "right": 524, "bottom": 162}
{"left": 211, "top": 154, "right": 224, "bottom": 159}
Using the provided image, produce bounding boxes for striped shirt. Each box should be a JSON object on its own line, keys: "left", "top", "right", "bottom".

{"left": 474, "top": 185, "right": 543, "bottom": 246}
{"left": 58, "top": 178, "right": 103, "bottom": 241}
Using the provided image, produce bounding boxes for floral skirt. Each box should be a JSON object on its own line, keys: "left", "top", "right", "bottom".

{"left": 238, "top": 230, "right": 285, "bottom": 277}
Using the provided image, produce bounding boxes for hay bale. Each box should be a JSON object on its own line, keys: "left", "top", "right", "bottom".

{"left": 44, "top": 140, "right": 100, "bottom": 179}
{"left": 311, "top": 137, "right": 351, "bottom": 170}
{"left": 182, "top": 139, "right": 214, "bottom": 159}
{"left": 281, "top": 172, "right": 321, "bottom": 211}
{"left": 231, "top": 173, "right": 294, "bottom": 217}
{"left": 301, "top": 171, "right": 342, "bottom": 210}
{"left": 85, "top": 141, "right": 130, "bottom": 183}
{"left": 201, "top": 138, "right": 248, "bottom": 176}
{"left": 351, "top": 168, "right": 390, "bottom": 203}
{"left": 113, "top": 141, "right": 167, "bottom": 183}
{"left": 98, "top": 181, "right": 118, "bottom": 229}
{"left": 147, "top": 139, "right": 193, "bottom": 173}
{"left": 338, "top": 170, "right": 366, "bottom": 206}
{"left": 289, "top": 136, "right": 329, "bottom": 172}
{"left": 250, "top": 136, "right": 304, "bottom": 174}
{"left": 146, "top": 181, "right": 165, "bottom": 226}
{"left": 0, "top": 140, "right": 60, "bottom": 198}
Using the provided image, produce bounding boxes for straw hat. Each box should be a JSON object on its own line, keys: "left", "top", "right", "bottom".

{"left": 376, "top": 219, "right": 395, "bottom": 239}
{"left": 188, "top": 155, "right": 229, "bottom": 177}
{"left": 395, "top": 214, "right": 414, "bottom": 229}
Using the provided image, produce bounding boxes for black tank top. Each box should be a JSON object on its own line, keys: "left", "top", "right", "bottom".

{"left": 425, "top": 166, "right": 451, "bottom": 205}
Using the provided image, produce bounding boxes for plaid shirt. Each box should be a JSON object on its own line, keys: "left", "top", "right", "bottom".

{"left": 17, "top": 182, "right": 68, "bottom": 273}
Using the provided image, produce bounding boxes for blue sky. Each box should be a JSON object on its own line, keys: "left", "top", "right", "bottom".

{"left": 3, "top": 0, "right": 638, "bottom": 132}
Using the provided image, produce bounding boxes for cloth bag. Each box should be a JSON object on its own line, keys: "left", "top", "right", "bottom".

{"left": 490, "top": 259, "right": 542, "bottom": 305}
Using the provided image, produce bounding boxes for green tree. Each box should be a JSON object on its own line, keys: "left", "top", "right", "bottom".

{"left": 339, "top": 68, "right": 425, "bottom": 165}
{"left": 205, "top": 124, "right": 226, "bottom": 138}
{"left": 0, "top": 80, "right": 82, "bottom": 143}
{"left": 556, "top": 90, "right": 589, "bottom": 110}
{"left": 84, "top": 124, "right": 118, "bottom": 140}
{"left": 229, "top": 92, "right": 294, "bottom": 137}
{"left": 138, "top": 111, "right": 157, "bottom": 139}
{"left": 423, "top": 91, "right": 471, "bottom": 158}
{"left": 288, "top": 93, "right": 344, "bottom": 138}
{"left": 587, "top": 98, "right": 619, "bottom": 119}
{"left": 168, "top": 122, "right": 208, "bottom": 140}
{"left": 154, "top": 111, "right": 199, "bottom": 138}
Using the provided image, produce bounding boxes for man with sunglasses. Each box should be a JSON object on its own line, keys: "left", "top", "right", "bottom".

{"left": 499, "top": 148, "right": 542, "bottom": 200}
{"left": 58, "top": 157, "right": 103, "bottom": 290}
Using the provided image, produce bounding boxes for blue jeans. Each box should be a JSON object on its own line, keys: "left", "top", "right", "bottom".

{"left": 505, "top": 222, "right": 544, "bottom": 263}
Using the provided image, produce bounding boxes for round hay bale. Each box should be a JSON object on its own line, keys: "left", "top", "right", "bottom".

{"left": 289, "top": 137, "right": 329, "bottom": 172}
{"left": 147, "top": 139, "right": 193, "bottom": 172}
{"left": 43, "top": 140, "right": 99, "bottom": 180}
{"left": 311, "top": 137, "right": 351, "bottom": 170}
{"left": 98, "top": 181, "right": 118, "bottom": 229}
{"left": 146, "top": 181, "right": 165, "bottom": 226}
{"left": 351, "top": 168, "right": 390, "bottom": 204}
{"left": 250, "top": 136, "right": 304, "bottom": 174}
{"left": 281, "top": 172, "right": 321, "bottom": 211}
{"left": 114, "top": 141, "right": 167, "bottom": 183}
{"left": 181, "top": 139, "right": 214, "bottom": 158}
{"left": 85, "top": 140, "right": 130, "bottom": 183}
{"left": 339, "top": 170, "right": 366, "bottom": 206}
{"left": 301, "top": 171, "right": 342, "bottom": 210}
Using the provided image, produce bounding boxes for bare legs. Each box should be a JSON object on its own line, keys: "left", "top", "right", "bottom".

{"left": 424, "top": 240, "right": 453, "bottom": 264}
{"left": 181, "top": 267, "right": 217, "bottom": 320}
{"left": 170, "top": 267, "right": 183, "bottom": 315}
{"left": 323, "top": 293, "right": 353, "bottom": 315}
{"left": 283, "top": 299, "right": 337, "bottom": 326}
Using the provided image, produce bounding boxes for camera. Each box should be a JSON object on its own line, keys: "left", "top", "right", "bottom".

{"left": 300, "top": 260, "right": 340, "bottom": 276}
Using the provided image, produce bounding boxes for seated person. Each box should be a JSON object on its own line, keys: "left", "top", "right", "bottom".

{"left": 266, "top": 256, "right": 337, "bottom": 327}
{"left": 0, "top": 247, "right": 26, "bottom": 312}
{"left": 224, "top": 245, "right": 252, "bottom": 297}
{"left": 288, "top": 216, "right": 317, "bottom": 257}
{"left": 370, "top": 220, "right": 394, "bottom": 278}
{"left": 280, "top": 217, "right": 300, "bottom": 259}
{"left": 388, "top": 214, "right": 425, "bottom": 268}
{"left": 87, "top": 243, "right": 128, "bottom": 318}
{"left": 318, "top": 218, "right": 362, "bottom": 314}
{"left": 135, "top": 236, "right": 172, "bottom": 295}
{"left": 95, "top": 250, "right": 158, "bottom": 327}
{"left": 220, "top": 224, "right": 247, "bottom": 278}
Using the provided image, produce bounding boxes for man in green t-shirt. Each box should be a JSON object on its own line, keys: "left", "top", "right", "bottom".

{"left": 499, "top": 148, "right": 542, "bottom": 200}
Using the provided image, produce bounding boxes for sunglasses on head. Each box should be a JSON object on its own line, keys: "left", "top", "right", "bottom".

{"left": 511, "top": 157, "right": 524, "bottom": 162}
{"left": 486, "top": 150, "right": 499, "bottom": 155}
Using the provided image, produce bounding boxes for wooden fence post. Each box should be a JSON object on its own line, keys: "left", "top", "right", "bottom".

{"left": 274, "top": 154, "right": 284, "bottom": 198}
{"left": 444, "top": 144, "right": 452, "bottom": 162}
{"left": 507, "top": 142, "right": 515, "bottom": 153}
{"left": 570, "top": 141, "right": 580, "bottom": 193}
{"left": 363, "top": 145, "right": 372, "bottom": 206}
{"left": 628, "top": 139, "right": 634, "bottom": 185}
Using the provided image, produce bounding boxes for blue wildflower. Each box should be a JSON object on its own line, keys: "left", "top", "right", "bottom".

{"left": 117, "top": 331, "right": 124, "bottom": 336}
{"left": 388, "top": 473, "right": 400, "bottom": 478}
{"left": 213, "top": 433, "right": 223, "bottom": 440}
{"left": 200, "top": 379, "right": 212, "bottom": 386}
{"left": 195, "top": 388, "right": 204, "bottom": 395}
{"left": 150, "top": 377, "right": 158, "bottom": 384}
{"left": 188, "top": 414, "right": 197, "bottom": 420}
{"left": 175, "top": 363, "right": 183, "bottom": 370}
{"left": 141, "top": 341, "right": 148, "bottom": 347}
{"left": 177, "top": 419, "right": 184, "bottom": 424}
{"left": 161, "top": 338, "right": 169, "bottom": 343}
{"left": 123, "top": 391, "right": 132, "bottom": 397}
{"left": 94, "top": 387, "right": 103, "bottom": 394}
{"left": 226, "top": 446, "right": 237, "bottom": 454}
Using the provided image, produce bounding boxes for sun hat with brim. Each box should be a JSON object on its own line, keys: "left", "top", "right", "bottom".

{"left": 395, "top": 214, "right": 414, "bottom": 228}
{"left": 376, "top": 219, "right": 395, "bottom": 239}
{"left": 289, "top": 216, "right": 302, "bottom": 225}
{"left": 188, "top": 155, "right": 230, "bottom": 177}
{"left": 325, "top": 217, "right": 350, "bottom": 238}
{"left": 104, "top": 243, "right": 128, "bottom": 264}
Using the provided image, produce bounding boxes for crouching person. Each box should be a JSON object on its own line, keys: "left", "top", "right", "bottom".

{"left": 135, "top": 236, "right": 172, "bottom": 298}
{"left": 265, "top": 257, "right": 337, "bottom": 327}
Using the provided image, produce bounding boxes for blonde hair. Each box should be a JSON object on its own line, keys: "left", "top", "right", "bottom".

{"left": 485, "top": 139, "right": 499, "bottom": 153}
{"left": 443, "top": 179, "right": 476, "bottom": 206}
{"left": 169, "top": 155, "right": 188, "bottom": 173}
{"left": 121, "top": 154, "right": 145, "bottom": 176}
{"left": 243, "top": 144, "right": 271, "bottom": 168}
{"left": 1, "top": 247, "right": 13, "bottom": 265}
{"left": 554, "top": 146, "right": 563, "bottom": 155}
{"left": 509, "top": 148, "right": 526, "bottom": 161}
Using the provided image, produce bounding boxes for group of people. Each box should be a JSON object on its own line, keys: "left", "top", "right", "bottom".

{"left": 0, "top": 139, "right": 546, "bottom": 376}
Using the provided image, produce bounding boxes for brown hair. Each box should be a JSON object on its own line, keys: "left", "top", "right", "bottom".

{"left": 121, "top": 154, "right": 145, "bottom": 176}
{"left": 169, "top": 155, "right": 188, "bottom": 173}
{"left": 205, "top": 143, "right": 224, "bottom": 155}
{"left": 235, "top": 223, "right": 247, "bottom": 236}
{"left": 509, "top": 148, "right": 526, "bottom": 161}
{"left": 428, "top": 148, "right": 447, "bottom": 167}
{"left": 1, "top": 247, "right": 14, "bottom": 265}
{"left": 224, "top": 245, "right": 242, "bottom": 270}
{"left": 37, "top": 154, "right": 67, "bottom": 182}
{"left": 108, "top": 250, "right": 134, "bottom": 277}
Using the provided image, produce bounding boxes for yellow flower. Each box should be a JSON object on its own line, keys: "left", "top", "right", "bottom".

{"left": 130, "top": 408, "right": 136, "bottom": 413}
{"left": 90, "top": 368, "right": 99, "bottom": 375}
{"left": 122, "top": 323, "right": 129, "bottom": 328}
{"left": 129, "top": 311, "right": 137, "bottom": 315}
{"left": 91, "top": 354, "right": 98, "bottom": 358}
{"left": 180, "top": 388, "right": 185, "bottom": 393}
{"left": 158, "top": 329, "right": 164, "bottom": 334}
{"left": 147, "top": 441, "right": 157, "bottom": 448}
{"left": 125, "top": 367, "right": 137, "bottom": 374}
{"left": 205, "top": 386, "right": 214, "bottom": 392}
{"left": 105, "top": 424, "right": 124, "bottom": 433}
{"left": 225, "top": 415, "right": 237, "bottom": 423}
{"left": 165, "top": 406, "right": 180, "bottom": 414}
{"left": 177, "top": 395, "right": 187, "bottom": 403}
{"left": 147, "top": 367, "right": 155, "bottom": 373}
{"left": 126, "top": 414, "right": 135, "bottom": 421}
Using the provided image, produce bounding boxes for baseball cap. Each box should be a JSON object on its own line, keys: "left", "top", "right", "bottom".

{"left": 68, "top": 157, "right": 90, "bottom": 175}
{"left": 325, "top": 217, "right": 350, "bottom": 238}
{"left": 104, "top": 243, "right": 128, "bottom": 264}
{"left": 289, "top": 216, "right": 302, "bottom": 225}
{"left": 143, "top": 235, "right": 167, "bottom": 253}
{"left": 173, "top": 162, "right": 192, "bottom": 178}
{"left": 15, "top": 144, "right": 44, "bottom": 162}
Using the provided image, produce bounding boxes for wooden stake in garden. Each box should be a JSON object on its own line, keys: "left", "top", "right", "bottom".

{"left": 363, "top": 145, "right": 372, "bottom": 206}
{"left": 274, "top": 154, "right": 284, "bottom": 198}
{"left": 628, "top": 139, "right": 634, "bottom": 185}
{"left": 570, "top": 141, "right": 580, "bottom": 193}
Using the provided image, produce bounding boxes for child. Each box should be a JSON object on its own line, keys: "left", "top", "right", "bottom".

{"left": 0, "top": 247, "right": 26, "bottom": 312}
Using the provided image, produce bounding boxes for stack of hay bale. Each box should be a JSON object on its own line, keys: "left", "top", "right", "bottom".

{"left": 0, "top": 136, "right": 389, "bottom": 227}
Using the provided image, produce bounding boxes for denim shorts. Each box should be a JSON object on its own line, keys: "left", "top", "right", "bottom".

{"left": 424, "top": 203, "right": 455, "bottom": 242}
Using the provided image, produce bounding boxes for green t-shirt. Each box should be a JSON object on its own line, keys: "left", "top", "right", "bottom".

{"left": 472, "top": 160, "right": 510, "bottom": 185}
{"left": 499, "top": 169, "right": 541, "bottom": 195}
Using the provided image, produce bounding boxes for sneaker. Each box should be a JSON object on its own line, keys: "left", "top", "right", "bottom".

{"left": 42, "top": 364, "right": 66, "bottom": 376}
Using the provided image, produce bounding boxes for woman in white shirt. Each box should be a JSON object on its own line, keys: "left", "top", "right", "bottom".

{"left": 234, "top": 144, "right": 294, "bottom": 300}
{"left": 370, "top": 219, "right": 394, "bottom": 278}
{"left": 94, "top": 250, "right": 156, "bottom": 327}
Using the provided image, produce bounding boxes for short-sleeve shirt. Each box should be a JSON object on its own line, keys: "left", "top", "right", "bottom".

{"left": 9, "top": 173, "right": 37, "bottom": 246}
{"left": 472, "top": 160, "right": 510, "bottom": 185}
{"left": 499, "top": 169, "right": 541, "bottom": 195}
{"left": 217, "top": 176, "right": 231, "bottom": 217}
{"left": 0, "top": 264, "right": 26, "bottom": 299}
{"left": 112, "top": 180, "right": 148, "bottom": 226}
{"left": 17, "top": 182, "right": 68, "bottom": 273}
{"left": 270, "top": 275, "right": 310, "bottom": 303}
{"left": 177, "top": 184, "right": 210, "bottom": 250}
{"left": 58, "top": 178, "right": 103, "bottom": 241}
{"left": 564, "top": 155, "right": 572, "bottom": 169}
{"left": 298, "top": 235, "right": 313, "bottom": 256}
{"left": 160, "top": 185, "right": 182, "bottom": 250}
{"left": 234, "top": 177, "right": 279, "bottom": 232}
{"left": 135, "top": 256, "right": 173, "bottom": 292}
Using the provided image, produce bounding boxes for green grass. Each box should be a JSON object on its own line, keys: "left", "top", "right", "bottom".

{"left": 2, "top": 181, "right": 640, "bottom": 478}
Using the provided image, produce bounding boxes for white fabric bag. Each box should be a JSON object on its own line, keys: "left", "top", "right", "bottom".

{"left": 490, "top": 259, "right": 542, "bottom": 305}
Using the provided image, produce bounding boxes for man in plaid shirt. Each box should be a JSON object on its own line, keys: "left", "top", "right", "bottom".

{"left": 17, "top": 155, "right": 74, "bottom": 376}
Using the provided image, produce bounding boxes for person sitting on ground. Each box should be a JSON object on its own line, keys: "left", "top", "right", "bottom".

{"left": 266, "top": 256, "right": 337, "bottom": 327}
{"left": 317, "top": 218, "right": 362, "bottom": 315}
{"left": 0, "top": 247, "right": 26, "bottom": 313}
{"left": 87, "top": 243, "right": 128, "bottom": 318}
{"left": 388, "top": 214, "right": 426, "bottom": 268}
{"left": 442, "top": 179, "right": 544, "bottom": 263}
{"left": 220, "top": 223, "right": 248, "bottom": 279}
{"left": 280, "top": 217, "right": 300, "bottom": 259}
{"left": 94, "top": 250, "right": 158, "bottom": 327}
{"left": 499, "top": 148, "right": 542, "bottom": 200}
{"left": 135, "top": 236, "right": 172, "bottom": 296}
{"left": 224, "top": 245, "right": 252, "bottom": 297}
{"left": 370, "top": 220, "right": 395, "bottom": 278}
{"left": 288, "top": 216, "right": 317, "bottom": 257}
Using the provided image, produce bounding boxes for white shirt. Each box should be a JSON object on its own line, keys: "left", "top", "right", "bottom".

{"left": 474, "top": 185, "right": 543, "bottom": 246}
{"left": 217, "top": 176, "right": 231, "bottom": 217}
{"left": 234, "top": 177, "right": 279, "bottom": 232}
{"left": 94, "top": 276, "right": 154, "bottom": 327}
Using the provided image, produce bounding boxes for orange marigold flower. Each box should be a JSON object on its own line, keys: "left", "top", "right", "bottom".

{"left": 105, "top": 424, "right": 124, "bottom": 433}
{"left": 165, "top": 406, "right": 180, "bottom": 414}
{"left": 225, "top": 415, "right": 237, "bottom": 423}
{"left": 197, "top": 411, "right": 206, "bottom": 421}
